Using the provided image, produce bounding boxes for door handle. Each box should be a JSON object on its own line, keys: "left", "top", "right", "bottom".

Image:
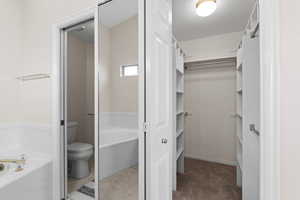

{"left": 249, "top": 124, "right": 260, "bottom": 136}
{"left": 161, "top": 138, "right": 168, "bottom": 144}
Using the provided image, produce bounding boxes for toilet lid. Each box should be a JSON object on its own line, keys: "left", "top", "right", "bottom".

{"left": 68, "top": 143, "right": 93, "bottom": 152}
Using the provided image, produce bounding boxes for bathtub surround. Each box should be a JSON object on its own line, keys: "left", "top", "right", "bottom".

{"left": 0, "top": 124, "right": 52, "bottom": 156}
{"left": 99, "top": 112, "right": 138, "bottom": 179}
{"left": 0, "top": 153, "right": 53, "bottom": 200}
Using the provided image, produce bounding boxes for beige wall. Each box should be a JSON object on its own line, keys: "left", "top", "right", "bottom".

{"left": 99, "top": 25, "right": 112, "bottom": 112}
{"left": 18, "top": 1, "right": 138, "bottom": 124}
{"left": 67, "top": 34, "right": 95, "bottom": 145}
{"left": 108, "top": 16, "right": 139, "bottom": 112}
{"left": 21, "top": 0, "right": 96, "bottom": 124}
{"left": 280, "top": 0, "right": 300, "bottom": 199}
{"left": 0, "top": 0, "right": 23, "bottom": 124}
{"left": 179, "top": 31, "right": 243, "bottom": 63}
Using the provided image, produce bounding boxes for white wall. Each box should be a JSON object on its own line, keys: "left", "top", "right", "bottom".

{"left": 179, "top": 31, "right": 243, "bottom": 62}
{"left": 0, "top": 0, "right": 23, "bottom": 124}
{"left": 179, "top": 33, "right": 240, "bottom": 166}
{"left": 280, "top": 0, "right": 300, "bottom": 199}
{"left": 184, "top": 67, "right": 236, "bottom": 166}
{"left": 21, "top": 0, "right": 97, "bottom": 124}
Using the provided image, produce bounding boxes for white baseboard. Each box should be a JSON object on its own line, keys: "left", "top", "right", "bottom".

{"left": 185, "top": 154, "right": 237, "bottom": 166}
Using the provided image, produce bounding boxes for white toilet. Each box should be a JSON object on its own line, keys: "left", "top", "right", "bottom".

{"left": 67, "top": 121, "right": 94, "bottom": 179}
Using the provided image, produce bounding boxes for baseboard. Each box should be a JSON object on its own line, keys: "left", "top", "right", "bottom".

{"left": 185, "top": 154, "right": 237, "bottom": 166}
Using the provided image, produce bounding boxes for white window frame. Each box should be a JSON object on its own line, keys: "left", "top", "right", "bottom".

{"left": 120, "top": 64, "right": 139, "bottom": 77}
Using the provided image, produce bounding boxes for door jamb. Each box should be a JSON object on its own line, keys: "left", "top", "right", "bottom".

{"left": 50, "top": 0, "right": 281, "bottom": 200}
{"left": 259, "top": 0, "right": 280, "bottom": 200}
{"left": 51, "top": 7, "right": 98, "bottom": 200}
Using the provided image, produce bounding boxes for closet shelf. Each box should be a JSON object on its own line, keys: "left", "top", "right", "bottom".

{"left": 176, "top": 111, "right": 184, "bottom": 115}
{"left": 176, "top": 68, "right": 184, "bottom": 74}
{"left": 176, "top": 147, "right": 184, "bottom": 160}
{"left": 237, "top": 63, "right": 243, "bottom": 71}
{"left": 237, "top": 153, "right": 243, "bottom": 172}
{"left": 237, "top": 134, "right": 243, "bottom": 144}
{"left": 176, "top": 129, "right": 184, "bottom": 138}
{"left": 236, "top": 113, "right": 243, "bottom": 118}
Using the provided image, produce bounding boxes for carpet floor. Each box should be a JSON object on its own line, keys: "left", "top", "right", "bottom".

{"left": 173, "top": 158, "right": 242, "bottom": 200}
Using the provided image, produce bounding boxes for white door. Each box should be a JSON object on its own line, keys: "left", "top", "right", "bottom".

{"left": 145, "top": 0, "right": 173, "bottom": 199}
{"left": 243, "top": 37, "right": 260, "bottom": 200}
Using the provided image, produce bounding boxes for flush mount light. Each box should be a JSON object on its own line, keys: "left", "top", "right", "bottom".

{"left": 196, "top": 0, "right": 217, "bottom": 17}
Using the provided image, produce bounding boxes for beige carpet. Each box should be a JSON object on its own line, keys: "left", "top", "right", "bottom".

{"left": 69, "top": 159, "right": 241, "bottom": 200}
{"left": 173, "top": 158, "right": 242, "bottom": 200}
{"left": 100, "top": 167, "right": 138, "bottom": 200}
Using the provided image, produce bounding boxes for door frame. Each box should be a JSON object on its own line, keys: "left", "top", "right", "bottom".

{"left": 50, "top": 0, "right": 281, "bottom": 200}
{"left": 259, "top": 0, "right": 280, "bottom": 200}
{"left": 51, "top": 6, "right": 99, "bottom": 200}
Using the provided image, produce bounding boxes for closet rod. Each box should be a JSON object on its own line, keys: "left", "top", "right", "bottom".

{"left": 185, "top": 58, "right": 236, "bottom": 71}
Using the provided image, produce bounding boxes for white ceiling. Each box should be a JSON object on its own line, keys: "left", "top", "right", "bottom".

{"left": 173, "top": 0, "right": 256, "bottom": 41}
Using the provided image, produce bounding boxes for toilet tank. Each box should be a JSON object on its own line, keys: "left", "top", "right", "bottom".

{"left": 67, "top": 121, "right": 78, "bottom": 144}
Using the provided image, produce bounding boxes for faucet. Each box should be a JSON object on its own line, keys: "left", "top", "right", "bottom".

{"left": 0, "top": 154, "right": 26, "bottom": 165}
{"left": 0, "top": 154, "right": 26, "bottom": 172}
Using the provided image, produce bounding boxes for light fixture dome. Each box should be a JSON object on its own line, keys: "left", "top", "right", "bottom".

{"left": 196, "top": 0, "right": 217, "bottom": 17}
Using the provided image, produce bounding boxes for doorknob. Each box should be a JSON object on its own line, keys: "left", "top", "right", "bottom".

{"left": 161, "top": 138, "right": 168, "bottom": 144}
{"left": 249, "top": 124, "right": 260, "bottom": 136}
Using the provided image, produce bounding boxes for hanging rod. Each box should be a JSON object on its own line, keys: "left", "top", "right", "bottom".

{"left": 185, "top": 57, "right": 236, "bottom": 71}
{"left": 16, "top": 73, "right": 51, "bottom": 81}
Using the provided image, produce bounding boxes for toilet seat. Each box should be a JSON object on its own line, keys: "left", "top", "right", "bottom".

{"left": 68, "top": 143, "right": 93, "bottom": 153}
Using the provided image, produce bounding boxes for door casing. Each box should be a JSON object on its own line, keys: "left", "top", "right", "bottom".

{"left": 51, "top": 0, "right": 281, "bottom": 199}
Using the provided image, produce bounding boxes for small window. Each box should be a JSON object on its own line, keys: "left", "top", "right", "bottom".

{"left": 120, "top": 64, "right": 139, "bottom": 77}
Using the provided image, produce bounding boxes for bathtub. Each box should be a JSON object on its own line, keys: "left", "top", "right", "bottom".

{"left": 0, "top": 153, "right": 52, "bottom": 200}
{"left": 99, "top": 128, "right": 138, "bottom": 179}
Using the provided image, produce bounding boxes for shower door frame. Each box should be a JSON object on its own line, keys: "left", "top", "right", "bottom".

{"left": 52, "top": 7, "right": 100, "bottom": 200}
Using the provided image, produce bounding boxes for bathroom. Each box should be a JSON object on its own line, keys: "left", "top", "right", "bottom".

{"left": 0, "top": 0, "right": 295, "bottom": 200}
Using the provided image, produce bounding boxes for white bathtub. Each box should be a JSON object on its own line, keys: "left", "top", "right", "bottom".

{"left": 0, "top": 153, "right": 52, "bottom": 200}
{"left": 99, "top": 128, "right": 138, "bottom": 179}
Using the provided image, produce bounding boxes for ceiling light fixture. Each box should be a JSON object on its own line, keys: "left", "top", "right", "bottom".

{"left": 196, "top": 0, "right": 217, "bottom": 17}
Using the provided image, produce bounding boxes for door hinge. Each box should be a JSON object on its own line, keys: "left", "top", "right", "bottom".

{"left": 60, "top": 120, "right": 65, "bottom": 126}
{"left": 143, "top": 122, "right": 150, "bottom": 132}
